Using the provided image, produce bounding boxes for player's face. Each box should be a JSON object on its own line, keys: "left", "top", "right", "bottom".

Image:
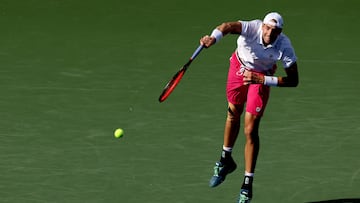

{"left": 262, "top": 23, "right": 282, "bottom": 45}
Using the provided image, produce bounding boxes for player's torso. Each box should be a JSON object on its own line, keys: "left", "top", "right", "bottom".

{"left": 238, "top": 37, "right": 284, "bottom": 74}
{"left": 236, "top": 21, "right": 283, "bottom": 74}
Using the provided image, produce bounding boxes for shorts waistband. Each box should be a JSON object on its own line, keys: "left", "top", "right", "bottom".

{"left": 235, "top": 50, "right": 247, "bottom": 67}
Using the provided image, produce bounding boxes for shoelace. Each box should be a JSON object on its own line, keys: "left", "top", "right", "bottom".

{"left": 239, "top": 190, "right": 251, "bottom": 203}
{"left": 213, "top": 163, "right": 223, "bottom": 176}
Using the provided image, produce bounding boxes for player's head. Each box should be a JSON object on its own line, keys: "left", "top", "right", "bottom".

{"left": 262, "top": 12, "right": 283, "bottom": 45}
{"left": 263, "top": 12, "right": 283, "bottom": 29}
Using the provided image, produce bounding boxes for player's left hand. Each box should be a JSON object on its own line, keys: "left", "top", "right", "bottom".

{"left": 243, "top": 69, "right": 265, "bottom": 85}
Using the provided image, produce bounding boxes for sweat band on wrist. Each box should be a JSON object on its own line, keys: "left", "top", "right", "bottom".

{"left": 210, "top": 29, "right": 223, "bottom": 43}
{"left": 264, "top": 76, "right": 278, "bottom": 86}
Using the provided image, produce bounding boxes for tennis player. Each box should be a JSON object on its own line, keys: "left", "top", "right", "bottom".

{"left": 199, "top": 12, "right": 299, "bottom": 203}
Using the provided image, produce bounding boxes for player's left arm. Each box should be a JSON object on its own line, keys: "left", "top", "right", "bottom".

{"left": 277, "top": 62, "right": 299, "bottom": 87}
{"left": 243, "top": 62, "right": 299, "bottom": 87}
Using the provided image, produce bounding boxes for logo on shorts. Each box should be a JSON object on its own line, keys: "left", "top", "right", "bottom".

{"left": 236, "top": 67, "right": 245, "bottom": 76}
{"left": 256, "top": 107, "right": 261, "bottom": 112}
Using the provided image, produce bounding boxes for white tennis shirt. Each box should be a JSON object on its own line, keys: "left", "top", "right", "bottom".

{"left": 236, "top": 20, "right": 297, "bottom": 75}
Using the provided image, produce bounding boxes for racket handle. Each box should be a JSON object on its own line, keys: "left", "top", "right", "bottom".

{"left": 190, "top": 45, "right": 204, "bottom": 60}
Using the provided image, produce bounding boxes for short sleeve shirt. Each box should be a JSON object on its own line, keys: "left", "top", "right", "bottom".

{"left": 236, "top": 20, "right": 297, "bottom": 74}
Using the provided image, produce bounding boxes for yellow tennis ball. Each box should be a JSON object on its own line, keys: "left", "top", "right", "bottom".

{"left": 114, "top": 128, "right": 124, "bottom": 138}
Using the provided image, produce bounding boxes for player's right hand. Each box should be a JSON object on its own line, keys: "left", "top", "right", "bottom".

{"left": 200, "top": 35, "right": 216, "bottom": 48}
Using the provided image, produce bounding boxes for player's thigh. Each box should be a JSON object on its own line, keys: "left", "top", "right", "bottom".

{"left": 245, "top": 84, "right": 270, "bottom": 116}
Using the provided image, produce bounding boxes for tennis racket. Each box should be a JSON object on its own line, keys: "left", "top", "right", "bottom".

{"left": 158, "top": 45, "right": 204, "bottom": 102}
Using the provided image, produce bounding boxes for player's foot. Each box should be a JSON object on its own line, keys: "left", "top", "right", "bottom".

{"left": 237, "top": 189, "right": 252, "bottom": 203}
{"left": 209, "top": 159, "right": 237, "bottom": 187}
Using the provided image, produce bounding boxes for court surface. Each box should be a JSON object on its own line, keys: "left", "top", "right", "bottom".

{"left": 0, "top": 0, "right": 359, "bottom": 202}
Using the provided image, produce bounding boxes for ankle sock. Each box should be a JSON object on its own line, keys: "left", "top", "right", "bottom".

{"left": 220, "top": 148, "right": 233, "bottom": 164}
{"left": 223, "top": 146, "right": 233, "bottom": 152}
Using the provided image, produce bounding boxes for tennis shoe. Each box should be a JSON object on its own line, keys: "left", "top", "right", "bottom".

{"left": 237, "top": 189, "right": 252, "bottom": 203}
{"left": 209, "top": 159, "right": 237, "bottom": 187}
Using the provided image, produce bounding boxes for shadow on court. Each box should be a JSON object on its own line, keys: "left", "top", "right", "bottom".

{"left": 307, "top": 199, "right": 360, "bottom": 203}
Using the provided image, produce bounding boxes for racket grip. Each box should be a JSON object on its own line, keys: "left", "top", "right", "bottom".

{"left": 190, "top": 45, "right": 204, "bottom": 60}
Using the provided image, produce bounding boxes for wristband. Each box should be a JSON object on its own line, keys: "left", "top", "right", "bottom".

{"left": 264, "top": 76, "right": 278, "bottom": 86}
{"left": 210, "top": 29, "right": 223, "bottom": 43}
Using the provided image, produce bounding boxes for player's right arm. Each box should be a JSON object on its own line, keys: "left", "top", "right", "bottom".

{"left": 216, "top": 21, "right": 242, "bottom": 35}
{"left": 200, "top": 21, "right": 242, "bottom": 48}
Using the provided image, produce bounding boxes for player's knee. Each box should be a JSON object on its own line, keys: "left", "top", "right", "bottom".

{"left": 227, "top": 106, "right": 241, "bottom": 122}
{"left": 244, "top": 124, "right": 259, "bottom": 141}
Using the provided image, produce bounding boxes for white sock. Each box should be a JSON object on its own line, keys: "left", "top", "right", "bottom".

{"left": 222, "top": 146, "right": 233, "bottom": 152}
{"left": 244, "top": 171, "right": 254, "bottom": 177}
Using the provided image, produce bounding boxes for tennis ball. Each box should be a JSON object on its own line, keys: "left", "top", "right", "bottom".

{"left": 114, "top": 128, "right": 124, "bottom": 138}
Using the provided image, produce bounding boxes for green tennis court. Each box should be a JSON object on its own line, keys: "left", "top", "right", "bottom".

{"left": 0, "top": 0, "right": 359, "bottom": 202}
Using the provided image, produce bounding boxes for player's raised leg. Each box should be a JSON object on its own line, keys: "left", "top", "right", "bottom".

{"left": 209, "top": 103, "right": 243, "bottom": 187}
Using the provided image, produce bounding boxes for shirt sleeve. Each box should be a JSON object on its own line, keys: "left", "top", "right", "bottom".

{"left": 240, "top": 20, "right": 262, "bottom": 36}
{"left": 281, "top": 37, "right": 297, "bottom": 68}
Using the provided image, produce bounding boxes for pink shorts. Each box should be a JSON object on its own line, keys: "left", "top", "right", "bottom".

{"left": 226, "top": 52, "right": 270, "bottom": 117}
